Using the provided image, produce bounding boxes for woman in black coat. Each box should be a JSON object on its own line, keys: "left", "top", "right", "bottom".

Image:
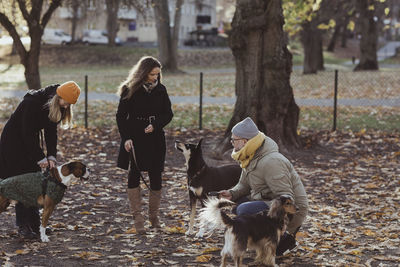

{"left": 116, "top": 56, "right": 173, "bottom": 234}
{"left": 0, "top": 81, "right": 81, "bottom": 239}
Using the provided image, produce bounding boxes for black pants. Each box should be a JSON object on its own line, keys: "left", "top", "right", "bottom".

{"left": 128, "top": 166, "right": 162, "bottom": 191}
{"left": 16, "top": 202, "right": 40, "bottom": 230}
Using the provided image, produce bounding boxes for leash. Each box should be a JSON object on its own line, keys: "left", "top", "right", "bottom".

{"left": 128, "top": 148, "right": 152, "bottom": 191}
{"left": 40, "top": 130, "right": 63, "bottom": 196}
{"left": 39, "top": 129, "right": 52, "bottom": 169}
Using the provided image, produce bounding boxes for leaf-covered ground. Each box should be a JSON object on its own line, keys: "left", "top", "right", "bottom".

{"left": 0, "top": 126, "right": 399, "bottom": 267}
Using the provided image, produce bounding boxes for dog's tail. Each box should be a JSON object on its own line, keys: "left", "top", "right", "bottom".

{"left": 198, "top": 197, "right": 236, "bottom": 233}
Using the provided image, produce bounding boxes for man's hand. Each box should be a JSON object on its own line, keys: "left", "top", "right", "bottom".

{"left": 219, "top": 190, "right": 233, "bottom": 200}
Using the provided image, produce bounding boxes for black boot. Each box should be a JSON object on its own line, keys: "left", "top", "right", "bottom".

{"left": 31, "top": 224, "right": 53, "bottom": 235}
{"left": 276, "top": 232, "right": 297, "bottom": 256}
{"left": 18, "top": 225, "right": 38, "bottom": 239}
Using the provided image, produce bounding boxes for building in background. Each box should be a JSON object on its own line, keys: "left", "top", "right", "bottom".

{"left": 216, "top": 0, "right": 235, "bottom": 33}
{"left": 45, "top": 0, "right": 216, "bottom": 45}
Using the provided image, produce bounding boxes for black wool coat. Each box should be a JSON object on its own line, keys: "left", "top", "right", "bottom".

{"left": 116, "top": 83, "right": 173, "bottom": 172}
{"left": 0, "top": 85, "right": 59, "bottom": 179}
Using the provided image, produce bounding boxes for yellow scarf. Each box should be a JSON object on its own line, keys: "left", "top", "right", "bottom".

{"left": 231, "top": 132, "right": 265, "bottom": 168}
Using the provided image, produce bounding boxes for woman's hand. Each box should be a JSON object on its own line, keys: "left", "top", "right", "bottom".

{"left": 38, "top": 158, "right": 56, "bottom": 169}
{"left": 48, "top": 159, "right": 56, "bottom": 169}
{"left": 144, "top": 124, "right": 154, "bottom": 134}
{"left": 124, "top": 139, "right": 133, "bottom": 152}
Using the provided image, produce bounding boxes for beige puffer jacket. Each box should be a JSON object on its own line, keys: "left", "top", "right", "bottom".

{"left": 229, "top": 136, "right": 308, "bottom": 234}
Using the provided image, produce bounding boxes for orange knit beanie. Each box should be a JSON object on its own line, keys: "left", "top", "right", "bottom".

{"left": 56, "top": 81, "right": 81, "bottom": 104}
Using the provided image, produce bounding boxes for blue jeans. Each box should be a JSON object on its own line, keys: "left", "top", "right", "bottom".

{"left": 233, "top": 196, "right": 269, "bottom": 215}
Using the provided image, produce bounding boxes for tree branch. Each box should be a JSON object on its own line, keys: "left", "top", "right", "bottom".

{"left": 0, "top": 12, "right": 27, "bottom": 60}
{"left": 41, "top": 0, "right": 62, "bottom": 28}
{"left": 16, "top": 0, "right": 30, "bottom": 22}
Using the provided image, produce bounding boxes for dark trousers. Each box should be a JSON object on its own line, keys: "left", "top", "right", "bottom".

{"left": 16, "top": 202, "right": 40, "bottom": 230}
{"left": 232, "top": 196, "right": 269, "bottom": 215}
{"left": 128, "top": 166, "right": 162, "bottom": 191}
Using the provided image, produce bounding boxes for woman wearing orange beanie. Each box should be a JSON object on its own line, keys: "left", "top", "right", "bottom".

{"left": 0, "top": 81, "right": 81, "bottom": 239}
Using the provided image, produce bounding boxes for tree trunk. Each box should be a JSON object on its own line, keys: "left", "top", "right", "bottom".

{"left": 70, "top": 0, "right": 80, "bottom": 43}
{"left": 170, "top": 0, "right": 184, "bottom": 71}
{"left": 223, "top": 0, "right": 300, "bottom": 153}
{"left": 105, "top": 0, "right": 120, "bottom": 47}
{"left": 22, "top": 24, "right": 43, "bottom": 89}
{"left": 327, "top": 24, "right": 341, "bottom": 52}
{"left": 301, "top": 21, "right": 324, "bottom": 74}
{"left": 0, "top": 0, "right": 61, "bottom": 89}
{"left": 340, "top": 15, "right": 350, "bottom": 48}
{"left": 354, "top": 0, "right": 378, "bottom": 71}
{"left": 152, "top": 0, "right": 180, "bottom": 72}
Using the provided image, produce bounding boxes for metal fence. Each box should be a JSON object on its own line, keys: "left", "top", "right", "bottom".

{"left": 72, "top": 69, "right": 400, "bottom": 132}
{"left": 290, "top": 69, "right": 400, "bottom": 132}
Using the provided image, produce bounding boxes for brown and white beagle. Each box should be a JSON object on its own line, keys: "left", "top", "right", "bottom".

{"left": 0, "top": 160, "right": 89, "bottom": 242}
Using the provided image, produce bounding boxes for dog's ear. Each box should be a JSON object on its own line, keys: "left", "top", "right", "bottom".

{"left": 68, "top": 161, "right": 86, "bottom": 177}
{"left": 197, "top": 138, "right": 203, "bottom": 149}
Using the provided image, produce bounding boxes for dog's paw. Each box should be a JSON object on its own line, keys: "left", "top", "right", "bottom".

{"left": 40, "top": 226, "right": 50, "bottom": 242}
{"left": 40, "top": 234, "right": 49, "bottom": 242}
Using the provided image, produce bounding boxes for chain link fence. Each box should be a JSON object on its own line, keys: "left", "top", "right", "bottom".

{"left": 69, "top": 69, "right": 400, "bottom": 131}
{"left": 1, "top": 69, "right": 399, "bottom": 132}
{"left": 291, "top": 69, "right": 400, "bottom": 132}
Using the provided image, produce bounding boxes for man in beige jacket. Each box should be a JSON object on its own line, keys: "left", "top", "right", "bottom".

{"left": 219, "top": 117, "right": 308, "bottom": 256}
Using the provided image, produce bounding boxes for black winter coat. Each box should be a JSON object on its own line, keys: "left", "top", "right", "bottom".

{"left": 0, "top": 85, "right": 59, "bottom": 179}
{"left": 116, "top": 83, "right": 173, "bottom": 172}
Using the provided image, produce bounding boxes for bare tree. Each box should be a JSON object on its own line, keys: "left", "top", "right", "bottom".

{"left": 152, "top": 0, "right": 184, "bottom": 72}
{"left": 104, "top": 0, "right": 143, "bottom": 46}
{"left": 0, "top": 0, "right": 62, "bottom": 89}
{"left": 105, "top": 0, "right": 121, "bottom": 46}
{"left": 64, "top": 0, "right": 87, "bottom": 43}
{"left": 222, "top": 0, "right": 300, "bottom": 153}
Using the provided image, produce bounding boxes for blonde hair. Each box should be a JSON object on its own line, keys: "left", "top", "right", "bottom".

{"left": 47, "top": 94, "right": 73, "bottom": 129}
{"left": 117, "top": 56, "right": 162, "bottom": 100}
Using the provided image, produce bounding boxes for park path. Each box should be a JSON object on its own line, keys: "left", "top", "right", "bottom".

{"left": 0, "top": 89, "right": 399, "bottom": 107}
{"left": 344, "top": 40, "right": 400, "bottom": 65}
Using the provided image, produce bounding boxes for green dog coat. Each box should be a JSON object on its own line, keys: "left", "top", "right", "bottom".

{"left": 0, "top": 172, "right": 66, "bottom": 208}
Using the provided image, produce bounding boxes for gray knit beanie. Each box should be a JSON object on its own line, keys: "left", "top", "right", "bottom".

{"left": 231, "top": 117, "right": 259, "bottom": 139}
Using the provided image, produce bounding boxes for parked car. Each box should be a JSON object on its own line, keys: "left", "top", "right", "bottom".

{"left": 42, "top": 28, "right": 71, "bottom": 45}
{"left": 82, "top": 30, "right": 121, "bottom": 45}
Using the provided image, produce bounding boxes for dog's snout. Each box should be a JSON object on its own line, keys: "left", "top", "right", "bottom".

{"left": 81, "top": 168, "right": 90, "bottom": 180}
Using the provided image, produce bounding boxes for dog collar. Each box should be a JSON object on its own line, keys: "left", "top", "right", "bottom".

{"left": 189, "top": 165, "right": 206, "bottom": 179}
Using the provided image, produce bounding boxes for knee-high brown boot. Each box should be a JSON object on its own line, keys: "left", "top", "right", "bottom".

{"left": 127, "top": 187, "right": 145, "bottom": 234}
{"left": 149, "top": 190, "right": 162, "bottom": 228}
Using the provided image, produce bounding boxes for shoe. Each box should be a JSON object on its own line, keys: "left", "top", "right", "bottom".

{"left": 18, "top": 225, "right": 38, "bottom": 240}
{"left": 31, "top": 225, "right": 53, "bottom": 235}
{"left": 276, "top": 232, "right": 297, "bottom": 256}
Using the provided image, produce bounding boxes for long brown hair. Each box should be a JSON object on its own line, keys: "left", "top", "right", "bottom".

{"left": 46, "top": 94, "right": 73, "bottom": 129}
{"left": 117, "top": 56, "right": 162, "bottom": 99}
